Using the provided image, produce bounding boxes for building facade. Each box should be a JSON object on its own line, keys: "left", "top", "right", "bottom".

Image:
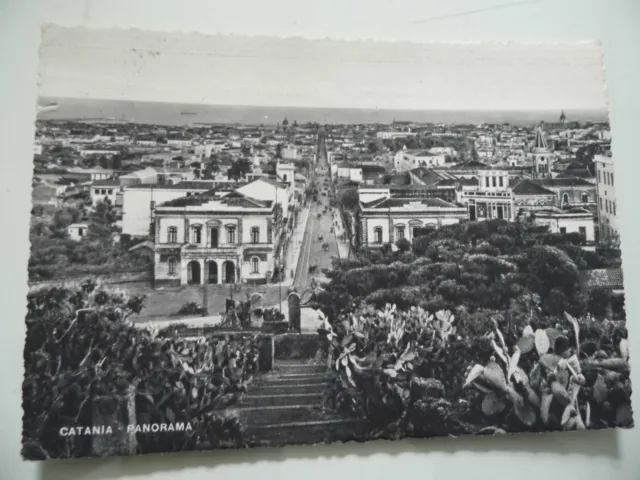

{"left": 594, "top": 153, "right": 618, "bottom": 242}
{"left": 394, "top": 149, "right": 446, "bottom": 172}
{"left": 90, "top": 180, "right": 120, "bottom": 208}
{"left": 459, "top": 169, "right": 515, "bottom": 221}
{"left": 533, "top": 207, "right": 596, "bottom": 243}
{"left": 359, "top": 197, "right": 468, "bottom": 247}
{"left": 152, "top": 192, "right": 279, "bottom": 287}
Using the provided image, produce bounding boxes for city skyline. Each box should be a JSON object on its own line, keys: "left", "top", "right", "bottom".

{"left": 39, "top": 26, "right": 608, "bottom": 112}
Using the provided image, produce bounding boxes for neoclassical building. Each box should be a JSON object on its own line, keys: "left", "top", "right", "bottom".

{"left": 359, "top": 196, "right": 468, "bottom": 247}
{"left": 151, "top": 191, "right": 281, "bottom": 287}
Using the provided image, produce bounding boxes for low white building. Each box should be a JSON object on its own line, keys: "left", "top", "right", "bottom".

{"left": 332, "top": 163, "right": 363, "bottom": 183}
{"left": 67, "top": 223, "right": 89, "bottom": 241}
{"left": 119, "top": 167, "right": 159, "bottom": 187}
{"left": 90, "top": 180, "right": 120, "bottom": 207}
{"left": 394, "top": 149, "right": 446, "bottom": 171}
{"left": 533, "top": 207, "right": 596, "bottom": 243}
{"left": 359, "top": 197, "right": 467, "bottom": 247}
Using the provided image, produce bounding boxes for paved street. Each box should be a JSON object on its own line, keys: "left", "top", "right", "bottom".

{"left": 293, "top": 188, "right": 340, "bottom": 289}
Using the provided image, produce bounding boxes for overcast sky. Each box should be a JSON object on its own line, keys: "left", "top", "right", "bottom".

{"left": 38, "top": 25, "right": 608, "bottom": 111}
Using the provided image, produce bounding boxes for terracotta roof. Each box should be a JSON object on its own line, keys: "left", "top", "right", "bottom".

{"left": 579, "top": 268, "right": 624, "bottom": 291}
{"left": 512, "top": 179, "right": 555, "bottom": 195}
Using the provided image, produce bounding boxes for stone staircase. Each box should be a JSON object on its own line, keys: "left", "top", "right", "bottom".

{"left": 236, "top": 360, "right": 367, "bottom": 446}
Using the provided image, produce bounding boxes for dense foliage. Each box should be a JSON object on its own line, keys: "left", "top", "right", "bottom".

{"left": 318, "top": 219, "right": 623, "bottom": 323}
{"left": 319, "top": 304, "right": 632, "bottom": 438}
{"left": 29, "top": 201, "right": 151, "bottom": 281}
{"left": 22, "top": 281, "right": 259, "bottom": 459}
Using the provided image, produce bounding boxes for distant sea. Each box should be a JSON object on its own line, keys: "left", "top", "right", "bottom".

{"left": 37, "top": 97, "right": 608, "bottom": 127}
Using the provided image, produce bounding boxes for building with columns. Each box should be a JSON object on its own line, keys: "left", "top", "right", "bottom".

{"left": 151, "top": 191, "right": 281, "bottom": 287}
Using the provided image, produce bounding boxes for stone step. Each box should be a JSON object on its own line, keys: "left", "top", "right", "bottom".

{"left": 238, "top": 404, "right": 329, "bottom": 426}
{"left": 240, "top": 392, "right": 324, "bottom": 407}
{"left": 256, "top": 374, "right": 330, "bottom": 386}
{"left": 245, "top": 418, "right": 370, "bottom": 446}
{"left": 250, "top": 383, "right": 327, "bottom": 396}
{"left": 274, "top": 362, "right": 328, "bottom": 375}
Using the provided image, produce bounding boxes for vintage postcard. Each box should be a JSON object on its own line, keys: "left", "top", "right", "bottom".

{"left": 22, "top": 26, "right": 632, "bottom": 460}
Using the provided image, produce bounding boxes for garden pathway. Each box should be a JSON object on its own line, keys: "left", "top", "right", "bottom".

{"left": 233, "top": 359, "right": 366, "bottom": 446}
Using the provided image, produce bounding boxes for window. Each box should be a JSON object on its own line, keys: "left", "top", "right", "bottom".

{"left": 597, "top": 170, "right": 601, "bottom": 183}
{"left": 605, "top": 200, "right": 609, "bottom": 213}
{"left": 579, "top": 227, "right": 587, "bottom": 241}
{"left": 251, "top": 226, "right": 260, "bottom": 243}
{"left": 226, "top": 226, "right": 236, "bottom": 244}
{"left": 396, "top": 225, "right": 405, "bottom": 241}
{"left": 168, "top": 258, "right": 177, "bottom": 275}
{"left": 283, "top": 174, "right": 288, "bottom": 182}
{"left": 192, "top": 225, "right": 202, "bottom": 244}
{"left": 559, "top": 227, "right": 567, "bottom": 235}
{"left": 600, "top": 198, "right": 603, "bottom": 210}
{"left": 107, "top": 189, "right": 113, "bottom": 195}
{"left": 581, "top": 193, "right": 589, "bottom": 203}
{"left": 78, "top": 228, "right": 84, "bottom": 236}
{"left": 485, "top": 177, "right": 490, "bottom": 188}
{"left": 562, "top": 193, "right": 569, "bottom": 205}
{"left": 167, "top": 226, "right": 178, "bottom": 243}
{"left": 605, "top": 172, "right": 609, "bottom": 185}
{"left": 251, "top": 257, "right": 259, "bottom": 273}
{"left": 492, "top": 176, "right": 497, "bottom": 187}
{"left": 613, "top": 202, "right": 617, "bottom": 216}
{"left": 373, "top": 226, "right": 383, "bottom": 244}
{"left": 499, "top": 176, "right": 504, "bottom": 187}
{"left": 611, "top": 173, "right": 615, "bottom": 186}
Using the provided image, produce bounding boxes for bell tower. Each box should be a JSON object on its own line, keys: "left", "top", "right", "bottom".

{"left": 529, "top": 125, "right": 553, "bottom": 179}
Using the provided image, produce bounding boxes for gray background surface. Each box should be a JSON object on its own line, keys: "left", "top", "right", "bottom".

{"left": 0, "top": 0, "right": 638, "bottom": 479}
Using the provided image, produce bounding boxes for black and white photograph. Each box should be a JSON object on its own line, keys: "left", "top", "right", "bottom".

{"left": 22, "top": 25, "right": 632, "bottom": 460}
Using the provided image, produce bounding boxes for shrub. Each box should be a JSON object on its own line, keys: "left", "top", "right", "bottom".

{"left": 175, "top": 302, "right": 207, "bottom": 317}
{"left": 464, "top": 312, "right": 632, "bottom": 431}
{"left": 22, "top": 283, "right": 259, "bottom": 459}
{"left": 319, "top": 303, "right": 632, "bottom": 439}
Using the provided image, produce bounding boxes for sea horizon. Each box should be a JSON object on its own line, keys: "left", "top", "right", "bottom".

{"left": 36, "top": 96, "right": 609, "bottom": 127}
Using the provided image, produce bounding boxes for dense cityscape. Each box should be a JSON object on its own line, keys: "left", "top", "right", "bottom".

{"left": 24, "top": 107, "right": 630, "bottom": 459}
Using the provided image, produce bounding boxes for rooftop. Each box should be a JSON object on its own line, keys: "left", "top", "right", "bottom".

{"left": 159, "top": 190, "right": 273, "bottom": 209}
{"left": 361, "top": 197, "right": 460, "bottom": 210}
{"left": 512, "top": 179, "right": 555, "bottom": 195}
{"left": 537, "top": 178, "right": 594, "bottom": 187}
{"left": 127, "top": 181, "right": 215, "bottom": 190}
